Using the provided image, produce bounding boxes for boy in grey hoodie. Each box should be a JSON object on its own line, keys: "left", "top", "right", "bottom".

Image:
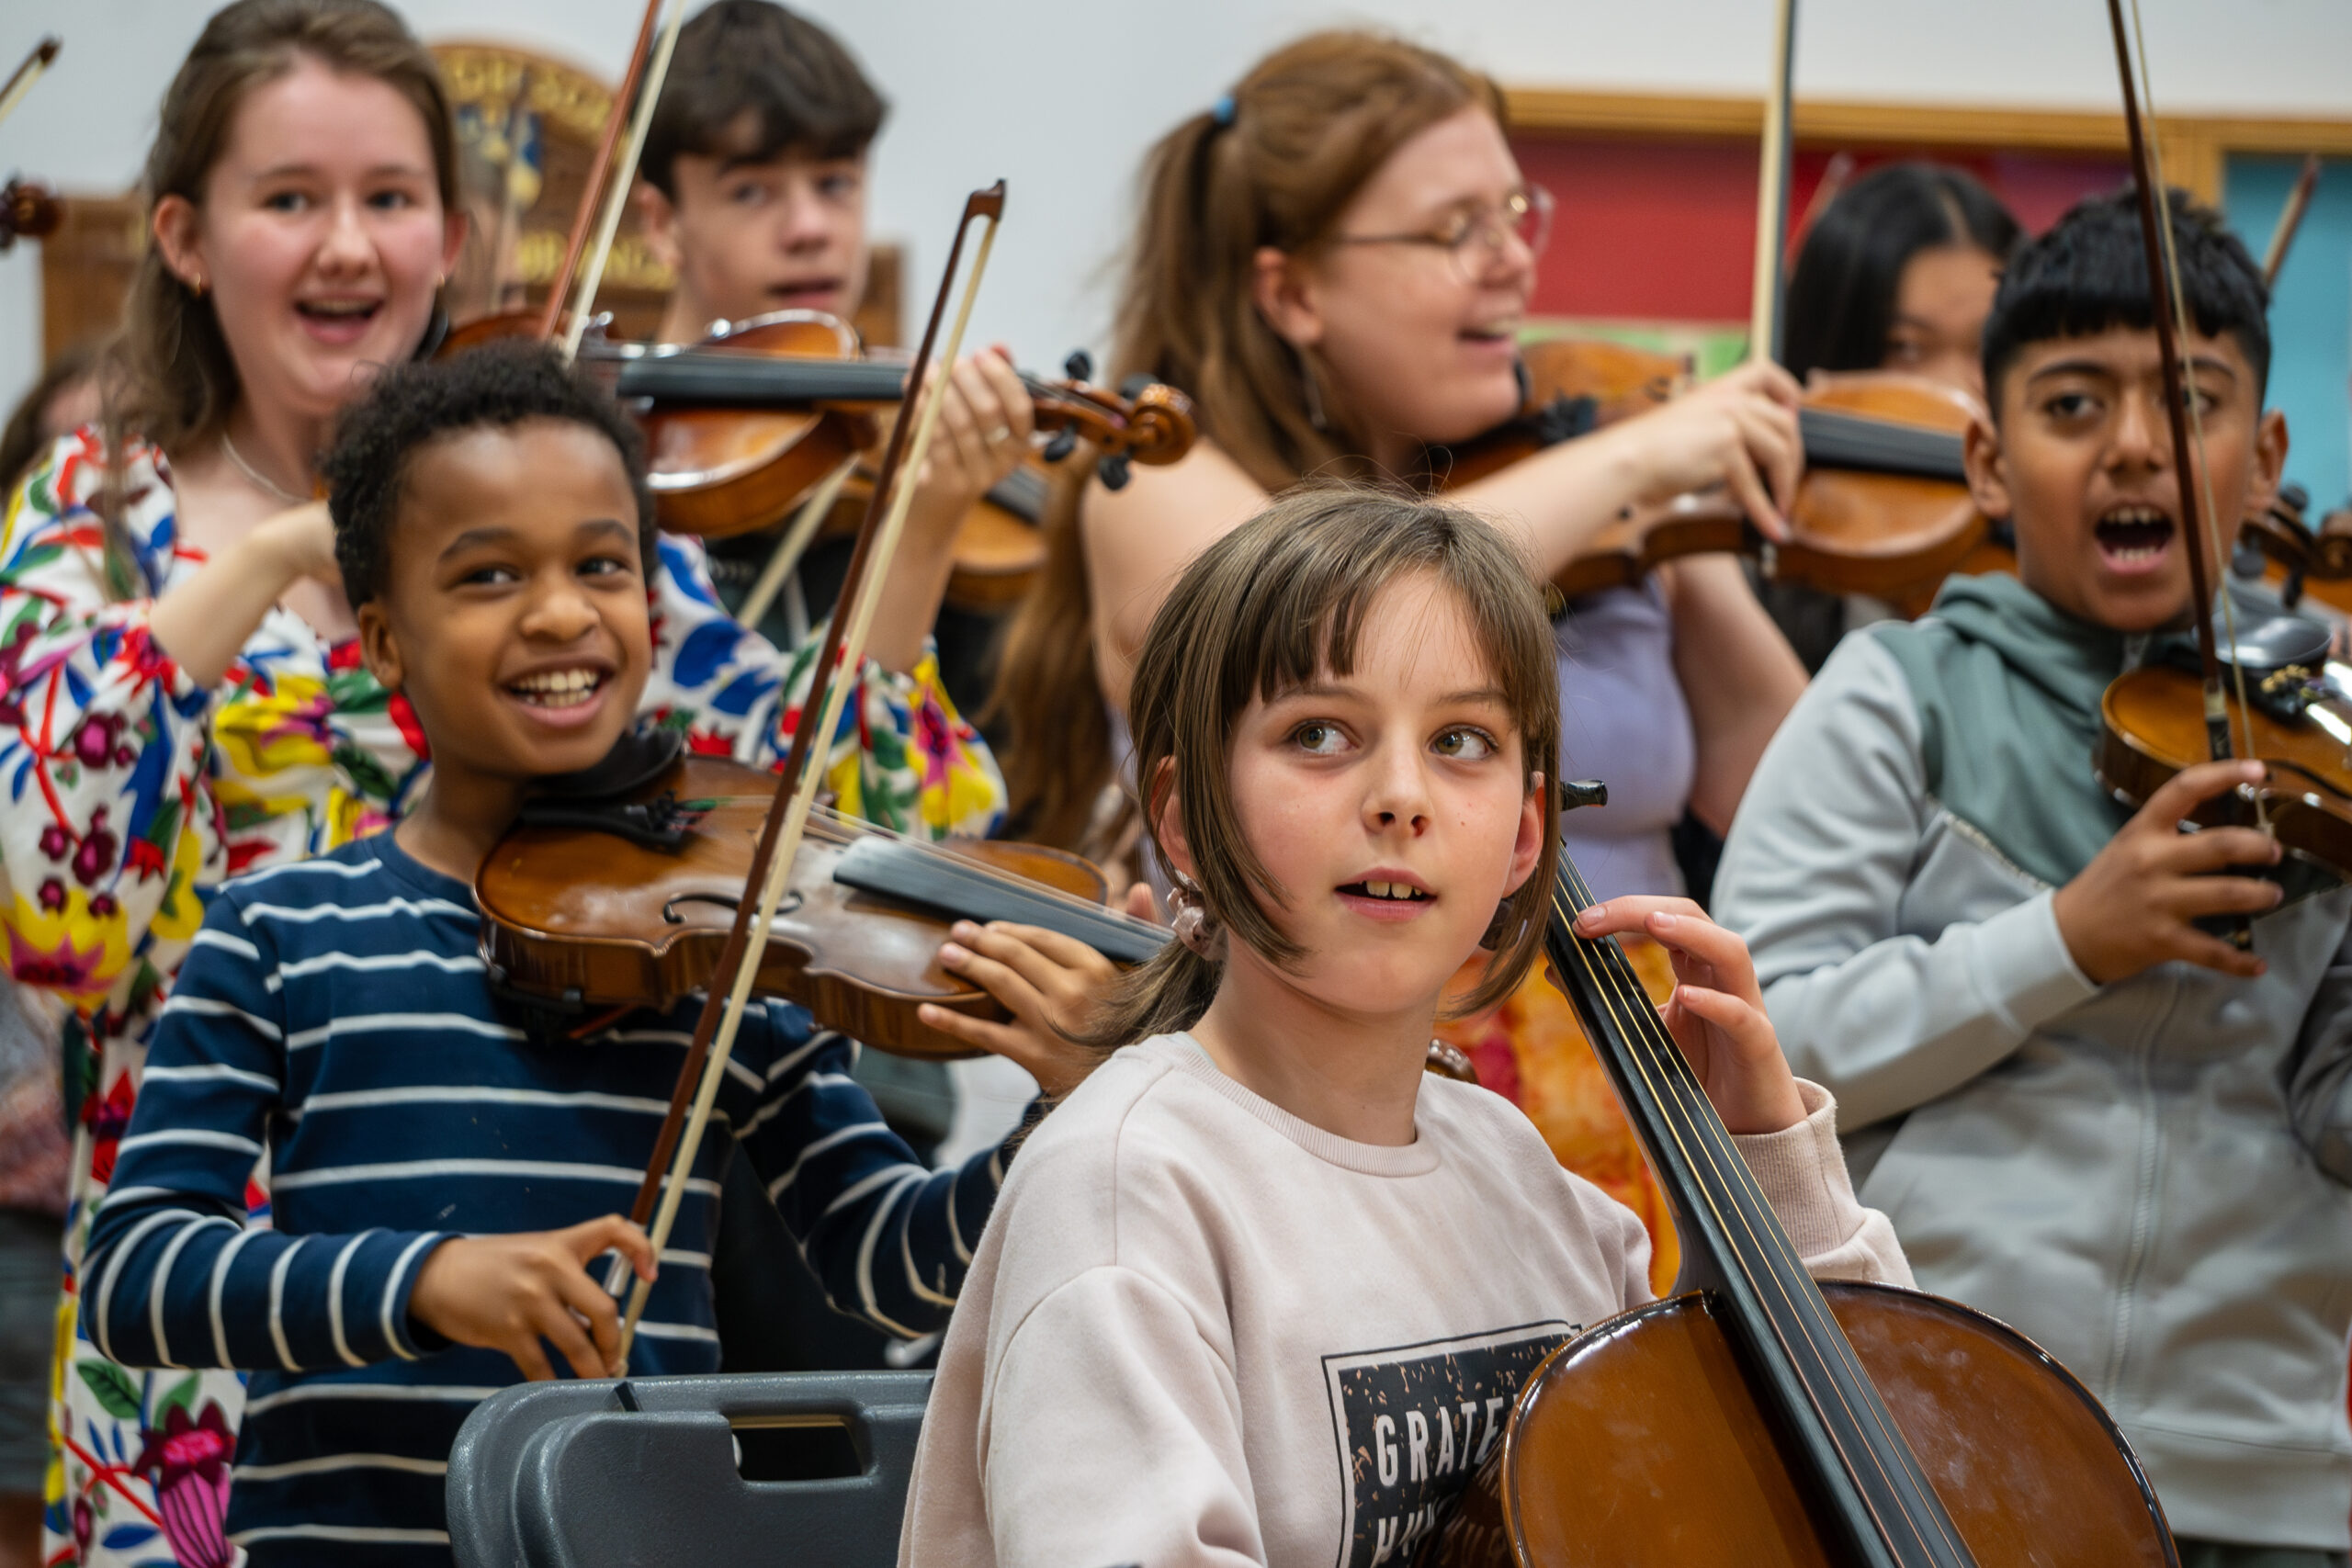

{"left": 1715, "top": 188, "right": 2352, "bottom": 1565}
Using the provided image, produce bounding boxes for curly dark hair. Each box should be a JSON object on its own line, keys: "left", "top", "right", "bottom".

{"left": 322, "top": 342, "right": 656, "bottom": 609}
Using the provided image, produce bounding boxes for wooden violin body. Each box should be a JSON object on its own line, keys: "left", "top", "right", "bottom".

{"left": 805, "top": 457, "right": 1057, "bottom": 610}
{"left": 476, "top": 754, "right": 1123, "bottom": 1060}
{"left": 1438, "top": 343, "right": 1987, "bottom": 604}
{"left": 1437, "top": 1282, "right": 2171, "bottom": 1565}
{"left": 2098, "top": 656, "right": 2352, "bottom": 879}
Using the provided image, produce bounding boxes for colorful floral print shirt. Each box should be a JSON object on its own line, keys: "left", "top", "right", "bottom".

{"left": 5, "top": 429, "right": 1003, "bottom": 1568}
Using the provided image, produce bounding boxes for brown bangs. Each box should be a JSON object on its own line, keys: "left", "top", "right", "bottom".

{"left": 1091, "top": 483, "right": 1561, "bottom": 1047}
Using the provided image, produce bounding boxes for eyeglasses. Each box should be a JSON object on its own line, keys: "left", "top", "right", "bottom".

{"left": 1330, "top": 186, "right": 1554, "bottom": 281}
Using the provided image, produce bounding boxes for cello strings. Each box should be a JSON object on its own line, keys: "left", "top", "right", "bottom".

{"left": 1552, "top": 865, "right": 1960, "bottom": 1563}
{"left": 1546, "top": 878, "right": 1944, "bottom": 1563}
{"left": 1546, "top": 864, "right": 1956, "bottom": 1561}
{"left": 1542, "top": 882, "right": 1918, "bottom": 1547}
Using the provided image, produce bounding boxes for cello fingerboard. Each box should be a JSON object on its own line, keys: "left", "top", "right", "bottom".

{"left": 1544, "top": 847, "right": 1976, "bottom": 1568}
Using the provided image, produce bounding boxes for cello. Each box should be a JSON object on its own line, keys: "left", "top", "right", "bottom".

{"left": 1431, "top": 784, "right": 2176, "bottom": 1565}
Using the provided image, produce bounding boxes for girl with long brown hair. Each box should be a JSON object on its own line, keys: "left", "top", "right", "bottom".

{"left": 1, "top": 5, "right": 1002, "bottom": 1562}
{"left": 998, "top": 30, "right": 1807, "bottom": 901}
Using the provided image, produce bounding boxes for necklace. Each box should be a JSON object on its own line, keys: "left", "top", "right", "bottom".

{"left": 221, "top": 432, "right": 309, "bottom": 508}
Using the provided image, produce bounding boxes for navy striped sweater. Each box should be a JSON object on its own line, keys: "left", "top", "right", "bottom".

{"left": 83, "top": 832, "right": 1006, "bottom": 1564}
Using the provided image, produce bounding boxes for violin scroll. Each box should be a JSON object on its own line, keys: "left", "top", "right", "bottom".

{"left": 1032, "top": 362, "right": 1196, "bottom": 492}
{"left": 0, "top": 180, "right": 62, "bottom": 254}
{"left": 2236, "top": 483, "right": 2352, "bottom": 611}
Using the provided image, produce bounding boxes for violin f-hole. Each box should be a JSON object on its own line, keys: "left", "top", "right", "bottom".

{"left": 662, "top": 889, "right": 803, "bottom": 924}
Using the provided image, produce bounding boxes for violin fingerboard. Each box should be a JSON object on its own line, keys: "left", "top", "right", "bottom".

{"left": 833, "top": 839, "right": 1170, "bottom": 964}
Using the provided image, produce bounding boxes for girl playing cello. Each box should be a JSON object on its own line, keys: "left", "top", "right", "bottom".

{"left": 900, "top": 485, "right": 1908, "bottom": 1568}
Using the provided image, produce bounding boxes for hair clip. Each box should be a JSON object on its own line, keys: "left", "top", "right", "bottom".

{"left": 1211, "top": 94, "right": 1237, "bottom": 128}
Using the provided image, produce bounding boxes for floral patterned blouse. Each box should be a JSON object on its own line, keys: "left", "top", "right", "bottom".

{"left": 6, "top": 429, "right": 1003, "bottom": 1568}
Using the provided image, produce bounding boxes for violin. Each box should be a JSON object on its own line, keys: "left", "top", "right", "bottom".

{"left": 785, "top": 457, "right": 1055, "bottom": 611}
{"left": 2097, "top": 614, "right": 2352, "bottom": 878}
{"left": 1437, "top": 340, "right": 1986, "bottom": 604}
{"left": 474, "top": 739, "right": 1164, "bottom": 1059}
{"left": 2089, "top": 0, "right": 2352, "bottom": 899}
{"left": 2233, "top": 483, "right": 2352, "bottom": 615}
{"left": 1434, "top": 794, "right": 2177, "bottom": 1565}
{"left": 445, "top": 309, "right": 1194, "bottom": 600}
{"left": 0, "top": 179, "right": 59, "bottom": 254}
{"left": 0, "top": 39, "right": 63, "bottom": 254}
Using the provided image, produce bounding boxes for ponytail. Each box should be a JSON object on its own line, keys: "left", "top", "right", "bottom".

{"left": 995, "top": 30, "right": 1501, "bottom": 851}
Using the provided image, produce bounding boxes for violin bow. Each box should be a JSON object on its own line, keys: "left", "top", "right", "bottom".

{"left": 1747, "top": 0, "right": 1798, "bottom": 365}
{"left": 2105, "top": 0, "right": 2273, "bottom": 897}
{"left": 2261, "top": 152, "right": 2322, "bottom": 291}
{"left": 533, "top": 0, "right": 692, "bottom": 357}
{"left": 2107, "top": 0, "right": 2248, "bottom": 771}
{"left": 0, "top": 36, "right": 59, "bottom": 131}
{"left": 613, "top": 182, "right": 1012, "bottom": 1362}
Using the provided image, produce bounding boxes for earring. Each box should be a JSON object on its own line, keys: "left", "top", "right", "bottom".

{"left": 1298, "top": 356, "right": 1330, "bottom": 432}
{"left": 188, "top": 273, "right": 207, "bottom": 298}
{"left": 1167, "top": 873, "right": 1227, "bottom": 961}
{"left": 1479, "top": 898, "right": 1515, "bottom": 951}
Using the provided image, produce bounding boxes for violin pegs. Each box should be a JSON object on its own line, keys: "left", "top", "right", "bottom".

{"left": 1117, "top": 373, "right": 1155, "bottom": 400}
{"left": 1096, "top": 452, "right": 1134, "bottom": 491}
{"left": 1064, "top": 349, "right": 1094, "bottom": 383}
{"left": 1041, "top": 428, "right": 1079, "bottom": 464}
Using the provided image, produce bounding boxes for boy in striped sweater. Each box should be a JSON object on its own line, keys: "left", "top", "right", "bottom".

{"left": 79, "top": 344, "right": 1103, "bottom": 1565}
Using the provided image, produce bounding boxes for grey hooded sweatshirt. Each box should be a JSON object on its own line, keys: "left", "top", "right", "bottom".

{"left": 1714, "top": 571, "right": 2352, "bottom": 1550}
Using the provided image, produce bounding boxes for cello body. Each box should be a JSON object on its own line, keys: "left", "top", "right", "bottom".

{"left": 1434, "top": 1283, "right": 2174, "bottom": 1565}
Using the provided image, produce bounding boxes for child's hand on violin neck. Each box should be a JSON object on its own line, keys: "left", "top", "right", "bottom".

{"left": 919, "top": 883, "right": 1159, "bottom": 1099}
{"left": 913, "top": 344, "right": 1035, "bottom": 513}
{"left": 407, "top": 1214, "right": 655, "bottom": 1382}
{"left": 2052, "top": 759, "right": 2282, "bottom": 986}
{"left": 1571, "top": 897, "right": 1807, "bottom": 1135}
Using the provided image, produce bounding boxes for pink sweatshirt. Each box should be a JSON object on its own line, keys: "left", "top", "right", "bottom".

{"left": 899, "top": 1032, "right": 1911, "bottom": 1568}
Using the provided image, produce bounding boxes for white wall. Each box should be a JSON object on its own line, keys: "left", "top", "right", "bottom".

{"left": 5, "top": 0, "right": 2351, "bottom": 412}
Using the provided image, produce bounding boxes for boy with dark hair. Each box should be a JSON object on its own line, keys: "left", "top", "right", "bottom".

{"left": 74, "top": 344, "right": 1088, "bottom": 1565}
{"left": 631, "top": 0, "right": 1031, "bottom": 704}
{"left": 639, "top": 0, "right": 884, "bottom": 340}
{"left": 1715, "top": 188, "right": 2352, "bottom": 1564}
